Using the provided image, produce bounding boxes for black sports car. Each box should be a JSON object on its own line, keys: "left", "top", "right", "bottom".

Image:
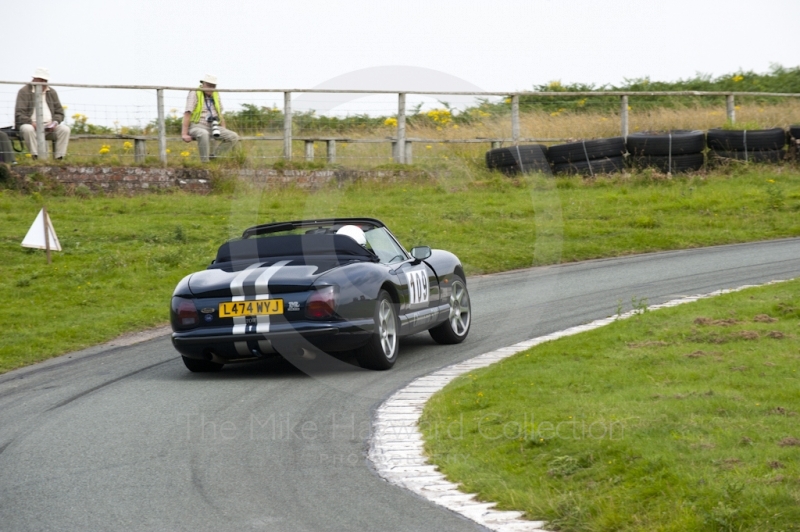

{"left": 170, "top": 218, "right": 471, "bottom": 371}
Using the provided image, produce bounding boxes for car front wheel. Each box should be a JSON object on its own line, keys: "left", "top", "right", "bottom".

{"left": 429, "top": 275, "right": 471, "bottom": 344}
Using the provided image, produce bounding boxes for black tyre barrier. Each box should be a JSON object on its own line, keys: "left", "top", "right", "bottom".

{"left": 547, "top": 137, "right": 625, "bottom": 164}
{"left": 626, "top": 130, "right": 705, "bottom": 156}
{"left": 553, "top": 156, "right": 624, "bottom": 176}
{"left": 633, "top": 153, "right": 705, "bottom": 173}
{"left": 707, "top": 127, "right": 786, "bottom": 152}
{"left": 485, "top": 144, "right": 548, "bottom": 168}
{"left": 710, "top": 149, "right": 785, "bottom": 163}
{"left": 486, "top": 144, "right": 551, "bottom": 175}
{"left": 496, "top": 160, "right": 552, "bottom": 175}
{"left": 789, "top": 125, "right": 800, "bottom": 140}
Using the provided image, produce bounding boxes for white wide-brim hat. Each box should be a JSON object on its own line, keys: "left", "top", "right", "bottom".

{"left": 200, "top": 74, "right": 218, "bottom": 85}
{"left": 33, "top": 67, "right": 50, "bottom": 81}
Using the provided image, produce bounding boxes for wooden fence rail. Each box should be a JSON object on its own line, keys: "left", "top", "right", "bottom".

{"left": 3, "top": 80, "right": 798, "bottom": 163}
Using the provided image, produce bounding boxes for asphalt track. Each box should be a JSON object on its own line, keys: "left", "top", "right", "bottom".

{"left": 1, "top": 238, "right": 799, "bottom": 532}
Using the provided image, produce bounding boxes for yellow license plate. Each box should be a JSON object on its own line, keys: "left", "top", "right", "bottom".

{"left": 219, "top": 299, "right": 283, "bottom": 318}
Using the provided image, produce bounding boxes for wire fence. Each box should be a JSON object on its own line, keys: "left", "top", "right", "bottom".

{"left": 3, "top": 80, "right": 800, "bottom": 168}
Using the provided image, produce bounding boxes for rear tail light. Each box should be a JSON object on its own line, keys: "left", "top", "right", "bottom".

{"left": 171, "top": 296, "right": 200, "bottom": 330}
{"left": 306, "top": 286, "right": 338, "bottom": 319}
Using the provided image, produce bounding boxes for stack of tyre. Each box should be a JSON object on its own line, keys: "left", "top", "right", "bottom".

{"left": 547, "top": 137, "right": 626, "bottom": 175}
{"left": 626, "top": 130, "right": 705, "bottom": 173}
{"left": 707, "top": 127, "right": 786, "bottom": 163}
{"left": 485, "top": 144, "right": 550, "bottom": 175}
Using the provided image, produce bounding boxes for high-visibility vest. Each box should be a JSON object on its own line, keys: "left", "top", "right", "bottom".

{"left": 191, "top": 90, "right": 221, "bottom": 122}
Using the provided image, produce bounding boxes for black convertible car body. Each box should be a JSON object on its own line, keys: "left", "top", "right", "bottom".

{"left": 170, "top": 218, "right": 471, "bottom": 371}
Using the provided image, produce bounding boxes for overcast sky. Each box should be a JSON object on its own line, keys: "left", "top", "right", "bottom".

{"left": 3, "top": 0, "right": 799, "bottom": 124}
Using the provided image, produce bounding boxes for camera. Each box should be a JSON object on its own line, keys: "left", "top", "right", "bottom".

{"left": 207, "top": 116, "right": 221, "bottom": 138}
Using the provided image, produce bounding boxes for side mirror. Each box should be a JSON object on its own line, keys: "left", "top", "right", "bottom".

{"left": 410, "top": 246, "right": 432, "bottom": 261}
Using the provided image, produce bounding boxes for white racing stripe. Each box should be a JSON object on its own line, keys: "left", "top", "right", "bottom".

{"left": 253, "top": 260, "right": 291, "bottom": 334}
{"left": 230, "top": 263, "right": 263, "bottom": 335}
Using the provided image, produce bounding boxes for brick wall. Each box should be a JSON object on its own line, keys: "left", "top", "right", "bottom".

{"left": 9, "top": 166, "right": 422, "bottom": 193}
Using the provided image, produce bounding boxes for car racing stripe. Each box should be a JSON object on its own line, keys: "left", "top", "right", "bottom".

{"left": 230, "top": 263, "right": 265, "bottom": 335}
{"left": 232, "top": 260, "right": 291, "bottom": 335}
{"left": 253, "top": 260, "right": 291, "bottom": 334}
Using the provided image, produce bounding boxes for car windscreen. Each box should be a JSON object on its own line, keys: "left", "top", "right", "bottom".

{"left": 364, "top": 227, "right": 407, "bottom": 264}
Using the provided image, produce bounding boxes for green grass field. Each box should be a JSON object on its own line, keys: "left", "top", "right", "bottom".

{"left": 0, "top": 162, "right": 799, "bottom": 373}
{"left": 420, "top": 278, "right": 800, "bottom": 531}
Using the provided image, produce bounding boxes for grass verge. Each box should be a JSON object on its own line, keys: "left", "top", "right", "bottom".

{"left": 1, "top": 163, "right": 799, "bottom": 373}
{"left": 420, "top": 279, "right": 800, "bottom": 531}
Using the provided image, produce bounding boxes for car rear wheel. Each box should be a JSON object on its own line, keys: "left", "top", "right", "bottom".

{"left": 429, "top": 275, "right": 471, "bottom": 344}
{"left": 356, "top": 291, "right": 399, "bottom": 370}
{"left": 182, "top": 356, "right": 224, "bottom": 373}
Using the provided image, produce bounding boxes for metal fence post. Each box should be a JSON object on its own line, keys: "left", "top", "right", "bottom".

{"left": 284, "top": 92, "right": 292, "bottom": 159}
{"left": 511, "top": 95, "right": 520, "bottom": 144}
{"left": 157, "top": 89, "right": 167, "bottom": 164}
{"left": 404, "top": 141, "right": 412, "bottom": 165}
{"left": 304, "top": 141, "right": 314, "bottom": 161}
{"left": 620, "top": 95, "right": 629, "bottom": 139}
{"left": 34, "top": 83, "right": 48, "bottom": 159}
{"left": 726, "top": 94, "right": 735, "bottom": 123}
{"left": 396, "top": 93, "right": 406, "bottom": 163}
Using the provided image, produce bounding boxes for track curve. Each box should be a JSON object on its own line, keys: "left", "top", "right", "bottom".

{"left": 1, "top": 238, "right": 799, "bottom": 531}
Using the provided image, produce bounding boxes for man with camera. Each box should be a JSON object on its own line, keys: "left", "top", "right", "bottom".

{"left": 181, "top": 74, "right": 239, "bottom": 162}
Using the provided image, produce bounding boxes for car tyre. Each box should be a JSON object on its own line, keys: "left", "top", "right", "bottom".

{"left": 429, "top": 275, "right": 471, "bottom": 344}
{"left": 626, "top": 130, "right": 705, "bottom": 156}
{"left": 707, "top": 127, "right": 786, "bottom": 151}
{"left": 553, "top": 156, "right": 625, "bottom": 176}
{"left": 633, "top": 152, "right": 705, "bottom": 173}
{"left": 356, "top": 290, "right": 399, "bottom": 370}
{"left": 182, "top": 356, "right": 224, "bottom": 373}
{"left": 547, "top": 137, "right": 626, "bottom": 164}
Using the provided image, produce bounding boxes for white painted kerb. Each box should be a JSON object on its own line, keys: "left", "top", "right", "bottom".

{"left": 369, "top": 281, "right": 787, "bottom": 532}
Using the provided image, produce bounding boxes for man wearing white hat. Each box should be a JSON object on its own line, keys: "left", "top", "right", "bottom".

{"left": 15, "top": 68, "right": 71, "bottom": 159}
{"left": 181, "top": 74, "right": 239, "bottom": 162}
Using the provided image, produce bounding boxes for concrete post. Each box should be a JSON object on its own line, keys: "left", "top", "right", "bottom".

{"left": 157, "top": 89, "right": 167, "bottom": 163}
{"left": 284, "top": 92, "right": 292, "bottom": 159}
{"left": 620, "top": 95, "right": 629, "bottom": 139}
{"left": 511, "top": 95, "right": 520, "bottom": 145}
{"left": 34, "top": 84, "right": 48, "bottom": 159}
{"left": 396, "top": 93, "right": 406, "bottom": 163}
{"left": 726, "top": 94, "right": 735, "bottom": 123}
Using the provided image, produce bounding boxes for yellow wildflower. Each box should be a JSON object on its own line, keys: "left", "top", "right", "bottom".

{"left": 732, "top": 75, "right": 744, "bottom": 83}
{"left": 123, "top": 141, "right": 133, "bottom": 151}
{"left": 384, "top": 117, "right": 398, "bottom": 127}
{"left": 166, "top": 149, "right": 171, "bottom": 154}
{"left": 425, "top": 145, "right": 432, "bottom": 149}
{"left": 25, "top": 153, "right": 32, "bottom": 158}
{"left": 180, "top": 151, "right": 190, "bottom": 157}
{"left": 99, "top": 144, "right": 111, "bottom": 155}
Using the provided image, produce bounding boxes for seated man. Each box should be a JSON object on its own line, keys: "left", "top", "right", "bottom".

{"left": 15, "top": 68, "right": 71, "bottom": 160}
{"left": 181, "top": 74, "right": 239, "bottom": 162}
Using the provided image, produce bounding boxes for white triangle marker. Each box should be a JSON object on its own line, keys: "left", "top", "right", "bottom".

{"left": 22, "top": 208, "right": 62, "bottom": 251}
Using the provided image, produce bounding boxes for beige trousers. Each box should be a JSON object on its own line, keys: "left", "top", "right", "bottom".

{"left": 19, "top": 123, "right": 71, "bottom": 158}
{"left": 188, "top": 122, "right": 239, "bottom": 162}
